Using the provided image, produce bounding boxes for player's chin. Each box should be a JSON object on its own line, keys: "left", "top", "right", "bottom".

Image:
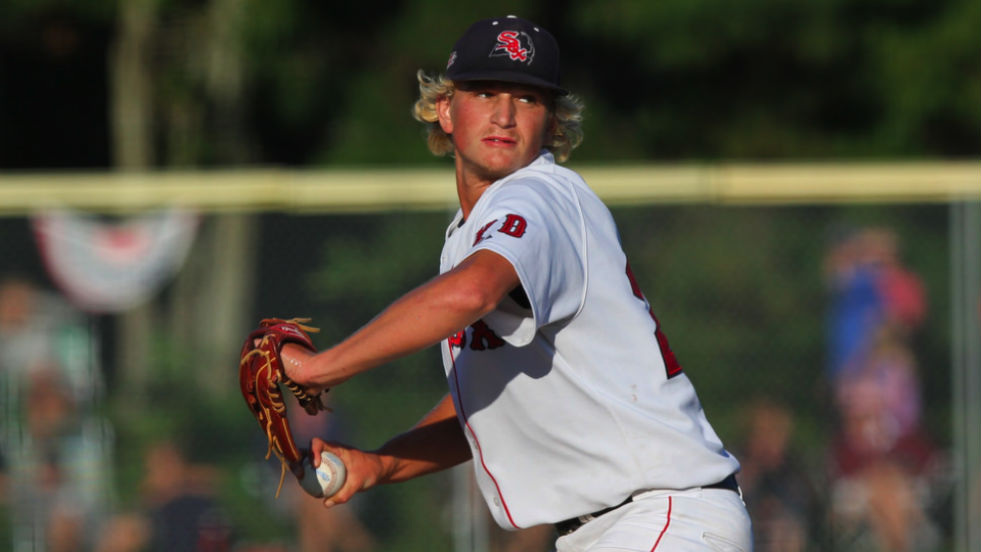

{"left": 477, "top": 153, "right": 531, "bottom": 179}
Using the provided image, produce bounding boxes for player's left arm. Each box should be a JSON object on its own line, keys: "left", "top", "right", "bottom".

{"left": 283, "top": 249, "right": 519, "bottom": 389}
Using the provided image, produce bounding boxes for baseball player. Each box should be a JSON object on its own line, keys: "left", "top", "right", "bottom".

{"left": 281, "top": 15, "right": 753, "bottom": 551}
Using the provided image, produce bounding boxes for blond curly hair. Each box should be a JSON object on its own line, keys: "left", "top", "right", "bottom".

{"left": 412, "top": 70, "right": 584, "bottom": 163}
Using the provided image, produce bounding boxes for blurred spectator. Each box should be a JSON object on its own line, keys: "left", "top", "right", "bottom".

{"left": 25, "top": 367, "right": 87, "bottom": 552}
{"left": 822, "top": 227, "right": 943, "bottom": 551}
{"left": 93, "top": 513, "right": 150, "bottom": 552}
{"left": 142, "top": 439, "right": 234, "bottom": 552}
{"left": 828, "top": 347, "right": 942, "bottom": 552}
{"left": 825, "top": 227, "right": 885, "bottom": 379}
{"left": 823, "top": 227, "right": 932, "bottom": 453}
{"left": 828, "top": 457, "right": 942, "bottom": 552}
{"left": 834, "top": 338, "right": 925, "bottom": 457}
{"left": 0, "top": 276, "right": 112, "bottom": 552}
{"left": 824, "top": 227, "right": 927, "bottom": 383}
{"left": 735, "top": 398, "right": 819, "bottom": 552}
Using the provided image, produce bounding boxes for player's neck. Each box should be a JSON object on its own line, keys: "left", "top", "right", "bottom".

{"left": 454, "top": 165, "right": 495, "bottom": 219}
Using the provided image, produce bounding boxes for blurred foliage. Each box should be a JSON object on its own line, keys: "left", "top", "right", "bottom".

{"left": 566, "top": 0, "right": 980, "bottom": 159}
{"left": 0, "top": 0, "right": 977, "bottom": 169}
{"left": 256, "top": 0, "right": 980, "bottom": 163}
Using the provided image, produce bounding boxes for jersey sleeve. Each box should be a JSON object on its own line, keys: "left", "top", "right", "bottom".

{"left": 466, "top": 178, "right": 587, "bottom": 347}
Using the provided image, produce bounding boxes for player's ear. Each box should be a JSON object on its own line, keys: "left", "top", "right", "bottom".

{"left": 436, "top": 94, "right": 453, "bottom": 134}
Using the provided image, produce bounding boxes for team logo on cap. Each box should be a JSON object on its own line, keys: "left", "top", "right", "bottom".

{"left": 491, "top": 30, "right": 534, "bottom": 63}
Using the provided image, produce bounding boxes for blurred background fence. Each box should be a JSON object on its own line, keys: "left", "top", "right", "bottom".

{"left": 1, "top": 1, "right": 978, "bottom": 551}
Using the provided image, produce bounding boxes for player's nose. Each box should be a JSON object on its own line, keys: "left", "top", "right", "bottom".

{"left": 489, "top": 95, "right": 517, "bottom": 127}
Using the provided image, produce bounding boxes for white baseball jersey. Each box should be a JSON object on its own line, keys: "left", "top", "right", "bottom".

{"left": 439, "top": 152, "right": 740, "bottom": 529}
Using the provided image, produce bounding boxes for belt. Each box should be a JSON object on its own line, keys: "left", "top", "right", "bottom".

{"left": 554, "top": 474, "right": 740, "bottom": 536}
{"left": 705, "top": 473, "right": 740, "bottom": 493}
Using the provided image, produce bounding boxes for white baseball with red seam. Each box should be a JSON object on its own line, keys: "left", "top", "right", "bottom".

{"left": 297, "top": 451, "right": 346, "bottom": 498}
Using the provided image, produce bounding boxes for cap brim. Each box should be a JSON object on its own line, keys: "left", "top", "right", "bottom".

{"left": 448, "top": 70, "right": 568, "bottom": 95}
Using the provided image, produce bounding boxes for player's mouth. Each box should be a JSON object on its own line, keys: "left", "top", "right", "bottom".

{"left": 482, "top": 135, "right": 517, "bottom": 146}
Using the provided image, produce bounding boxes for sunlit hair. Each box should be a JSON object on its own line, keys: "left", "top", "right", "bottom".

{"left": 412, "top": 70, "right": 584, "bottom": 163}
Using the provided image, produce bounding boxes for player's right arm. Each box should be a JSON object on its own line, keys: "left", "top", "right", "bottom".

{"left": 310, "top": 392, "right": 470, "bottom": 507}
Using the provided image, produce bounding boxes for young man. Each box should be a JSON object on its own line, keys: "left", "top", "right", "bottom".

{"left": 280, "top": 15, "right": 752, "bottom": 551}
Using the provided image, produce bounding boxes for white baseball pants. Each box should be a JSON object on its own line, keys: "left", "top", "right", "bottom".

{"left": 554, "top": 487, "right": 752, "bottom": 552}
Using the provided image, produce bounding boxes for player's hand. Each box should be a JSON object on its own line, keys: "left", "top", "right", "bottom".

{"left": 310, "top": 438, "right": 391, "bottom": 508}
{"left": 280, "top": 343, "right": 329, "bottom": 394}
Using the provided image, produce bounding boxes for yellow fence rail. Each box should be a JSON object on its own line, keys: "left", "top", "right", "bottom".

{"left": 1, "top": 161, "right": 977, "bottom": 214}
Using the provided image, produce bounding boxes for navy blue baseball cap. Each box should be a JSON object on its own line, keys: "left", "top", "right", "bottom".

{"left": 445, "top": 15, "right": 567, "bottom": 95}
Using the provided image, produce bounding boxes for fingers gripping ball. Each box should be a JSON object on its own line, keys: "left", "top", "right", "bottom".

{"left": 298, "top": 451, "right": 347, "bottom": 498}
{"left": 239, "top": 317, "right": 329, "bottom": 498}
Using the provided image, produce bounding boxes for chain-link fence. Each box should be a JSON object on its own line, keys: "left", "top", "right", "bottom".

{"left": 0, "top": 194, "right": 978, "bottom": 551}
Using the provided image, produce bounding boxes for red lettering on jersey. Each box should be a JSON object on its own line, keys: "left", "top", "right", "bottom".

{"left": 626, "top": 262, "right": 683, "bottom": 378}
{"left": 498, "top": 214, "right": 527, "bottom": 238}
{"left": 448, "top": 329, "right": 467, "bottom": 349}
{"left": 474, "top": 219, "right": 497, "bottom": 246}
{"left": 469, "top": 320, "right": 505, "bottom": 350}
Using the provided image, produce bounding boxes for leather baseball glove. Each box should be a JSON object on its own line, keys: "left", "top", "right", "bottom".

{"left": 239, "top": 317, "right": 328, "bottom": 497}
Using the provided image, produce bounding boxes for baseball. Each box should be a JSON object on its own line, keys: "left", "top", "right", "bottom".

{"left": 297, "top": 451, "right": 346, "bottom": 498}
